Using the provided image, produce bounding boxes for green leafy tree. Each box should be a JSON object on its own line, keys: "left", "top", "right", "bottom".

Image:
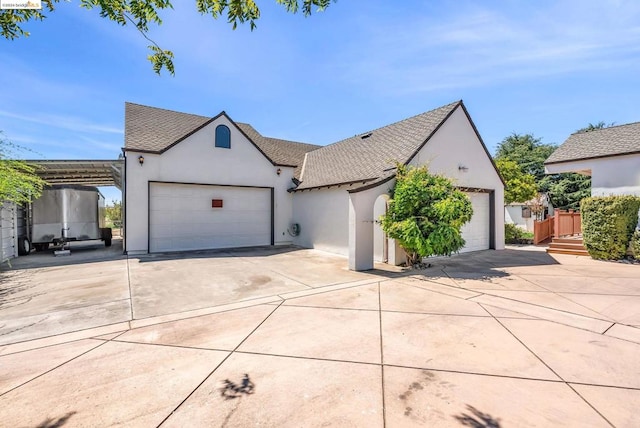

{"left": 0, "top": 133, "right": 46, "bottom": 205}
{"left": 104, "top": 201, "right": 122, "bottom": 227}
{"left": 495, "top": 158, "right": 537, "bottom": 205}
{"left": 494, "top": 132, "right": 590, "bottom": 211}
{"left": 380, "top": 165, "right": 473, "bottom": 266}
{"left": 544, "top": 174, "right": 590, "bottom": 211}
{"left": 577, "top": 122, "right": 614, "bottom": 133}
{"left": 1, "top": 0, "right": 335, "bottom": 75}
{"left": 494, "top": 133, "right": 556, "bottom": 182}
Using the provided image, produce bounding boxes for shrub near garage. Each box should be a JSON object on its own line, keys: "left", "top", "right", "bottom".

{"left": 380, "top": 164, "right": 473, "bottom": 266}
{"left": 505, "top": 223, "right": 534, "bottom": 244}
{"left": 631, "top": 230, "right": 640, "bottom": 259}
{"left": 580, "top": 196, "right": 640, "bottom": 260}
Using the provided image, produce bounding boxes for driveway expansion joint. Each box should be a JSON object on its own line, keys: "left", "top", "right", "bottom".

{"left": 156, "top": 300, "right": 285, "bottom": 427}
{"left": 2, "top": 247, "right": 639, "bottom": 426}
{"left": 0, "top": 338, "right": 109, "bottom": 398}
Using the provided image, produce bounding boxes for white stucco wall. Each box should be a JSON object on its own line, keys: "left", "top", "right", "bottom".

{"left": 292, "top": 105, "right": 505, "bottom": 271}
{"left": 505, "top": 206, "right": 533, "bottom": 231}
{"left": 546, "top": 153, "right": 640, "bottom": 197}
{"left": 292, "top": 187, "right": 349, "bottom": 256}
{"left": 125, "top": 115, "right": 294, "bottom": 254}
{"left": 347, "top": 182, "right": 395, "bottom": 270}
{"left": 411, "top": 106, "right": 505, "bottom": 249}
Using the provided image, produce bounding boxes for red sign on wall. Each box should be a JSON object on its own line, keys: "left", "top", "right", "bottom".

{"left": 212, "top": 199, "right": 223, "bottom": 208}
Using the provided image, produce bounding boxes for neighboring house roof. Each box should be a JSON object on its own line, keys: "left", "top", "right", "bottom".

{"left": 506, "top": 194, "right": 549, "bottom": 207}
{"left": 545, "top": 121, "right": 640, "bottom": 164}
{"left": 296, "top": 100, "right": 499, "bottom": 191}
{"left": 124, "top": 102, "right": 319, "bottom": 178}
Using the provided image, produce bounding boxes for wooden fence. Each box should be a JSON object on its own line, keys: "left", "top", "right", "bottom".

{"left": 533, "top": 216, "right": 554, "bottom": 244}
{"left": 554, "top": 210, "right": 582, "bottom": 237}
{"left": 533, "top": 210, "right": 581, "bottom": 244}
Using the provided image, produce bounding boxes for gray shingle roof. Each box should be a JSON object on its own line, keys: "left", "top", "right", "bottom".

{"left": 296, "top": 101, "right": 461, "bottom": 190}
{"left": 235, "top": 123, "right": 321, "bottom": 178}
{"left": 125, "top": 102, "right": 212, "bottom": 153}
{"left": 124, "top": 102, "right": 319, "bottom": 178}
{"left": 546, "top": 121, "right": 640, "bottom": 164}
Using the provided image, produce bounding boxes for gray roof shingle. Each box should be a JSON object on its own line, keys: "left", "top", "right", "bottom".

{"left": 235, "top": 123, "right": 321, "bottom": 178}
{"left": 296, "top": 101, "right": 461, "bottom": 190}
{"left": 124, "top": 102, "right": 320, "bottom": 179}
{"left": 546, "top": 121, "right": 640, "bottom": 164}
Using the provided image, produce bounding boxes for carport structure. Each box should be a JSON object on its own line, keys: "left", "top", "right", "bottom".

{"left": 29, "top": 159, "right": 124, "bottom": 189}
{"left": 0, "top": 159, "right": 124, "bottom": 261}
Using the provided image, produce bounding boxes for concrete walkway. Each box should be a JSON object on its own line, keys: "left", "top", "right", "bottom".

{"left": 0, "top": 249, "right": 638, "bottom": 427}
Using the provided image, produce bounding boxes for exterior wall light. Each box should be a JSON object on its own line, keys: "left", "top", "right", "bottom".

{"left": 276, "top": 168, "right": 282, "bottom": 176}
{"left": 138, "top": 156, "right": 144, "bottom": 166}
{"left": 458, "top": 165, "right": 469, "bottom": 172}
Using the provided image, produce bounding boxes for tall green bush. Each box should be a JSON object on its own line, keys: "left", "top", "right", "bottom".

{"left": 381, "top": 165, "right": 473, "bottom": 266}
{"left": 581, "top": 196, "right": 640, "bottom": 260}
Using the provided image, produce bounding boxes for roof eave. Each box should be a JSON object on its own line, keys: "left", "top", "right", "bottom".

{"left": 347, "top": 175, "right": 396, "bottom": 193}
{"left": 544, "top": 149, "right": 640, "bottom": 165}
{"left": 292, "top": 177, "right": 381, "bottom": 192}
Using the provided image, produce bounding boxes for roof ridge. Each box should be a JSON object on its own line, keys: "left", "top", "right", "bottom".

{"left": 237, "top": 122, "right": 321, "bottom": 148}
{"left": 329, "top": 100, "right": 461, "bottom": 146}
{"left": 296, "top": 100, "right": 465, "bottom": 190}
{"left": 570, "top": 120, "right": 640, "bottom": 136}
{"left": 264, "top": 135, "right": 322, "bottom": 148}
{"left": 125, "top": 101, "right": 212, "bottom": 120}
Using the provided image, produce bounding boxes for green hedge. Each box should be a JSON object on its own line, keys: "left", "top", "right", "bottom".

{"left": 505, "top": 223, "right": 534, "bottom": 244}
{"left": 632, "top": 230, "right": 640, "bottom": 259}
{"left": 581, "top": 196, "right": 640, "bottom": 260}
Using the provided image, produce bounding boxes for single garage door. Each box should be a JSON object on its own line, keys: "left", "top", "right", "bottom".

{"left": 149, "top": 183, "right": 272, "bottom": 253}
{"left": 460, "top": 192, "right": 490, "bottom": 253}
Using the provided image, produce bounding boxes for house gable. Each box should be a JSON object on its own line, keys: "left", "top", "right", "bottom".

{"left": 149, "top": 114, "right": 281, "bottom": 186}
{"left": 410, "top": 104, "right": 503, "bottom": 190}
{"left": 124, "top": 112, "right": 299, "bottom": 254}
{"left": 295, "top": 101, "right": 503, "bottom": 193}
{"left": 124, "top": 102, "right": 318, "bottom": 179}
{"left": 296, "top": 101, "right": 462, "bottom": 191}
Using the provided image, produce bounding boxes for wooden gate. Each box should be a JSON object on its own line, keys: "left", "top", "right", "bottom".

{"left": 533, "top": 210, "right": 581, "bottom": 244}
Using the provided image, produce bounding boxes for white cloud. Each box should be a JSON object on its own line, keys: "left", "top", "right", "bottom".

{"left": 330, "top": 1, "right": 640, "bottom": 94}
{"left": 0, "top": 110, "right": 122, "bottom": 135}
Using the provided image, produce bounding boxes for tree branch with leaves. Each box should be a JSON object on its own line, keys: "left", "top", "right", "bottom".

{"left": 0, "top": 0, "right": 335, "bottom": 75}
{"left": 0, "top": 132, "right": 46, "bottom": 205}
{"left": 495, "top": 158, "right": 537, "bottom": 205}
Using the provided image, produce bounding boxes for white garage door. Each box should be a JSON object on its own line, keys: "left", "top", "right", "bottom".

{"left": 460, "top": 192, "right": 490, "bottom": 253}
{"left": 149, "top": 183, "right": 271, "bottom": 253}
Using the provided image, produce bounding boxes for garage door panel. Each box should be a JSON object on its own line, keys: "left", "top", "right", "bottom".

{"left": 152, "top": 195, "right": 175, "bottom": 211}
{"left": 149, "top": 183, "right": 271, "bottom": 253}
{"left": 460, "top": 192, "right": 490, "bottom": 253}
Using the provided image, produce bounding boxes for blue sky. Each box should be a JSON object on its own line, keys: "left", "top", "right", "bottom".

{"left": 1, "top": 0, "right": 640, "bottom": 203}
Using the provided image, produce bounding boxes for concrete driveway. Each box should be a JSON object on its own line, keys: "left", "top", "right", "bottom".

{"left": 0, "top": 246, "right": 639, "bottom": 426}
{"left": 0, "top": 241, "right": 386, "bottom": 345}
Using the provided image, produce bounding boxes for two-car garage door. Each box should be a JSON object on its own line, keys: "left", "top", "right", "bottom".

{"left": 149, "top": 183, "right": 272, "bottom": 253}
{"left": 460, "top": 191, "right": 491, "bottom": 253}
